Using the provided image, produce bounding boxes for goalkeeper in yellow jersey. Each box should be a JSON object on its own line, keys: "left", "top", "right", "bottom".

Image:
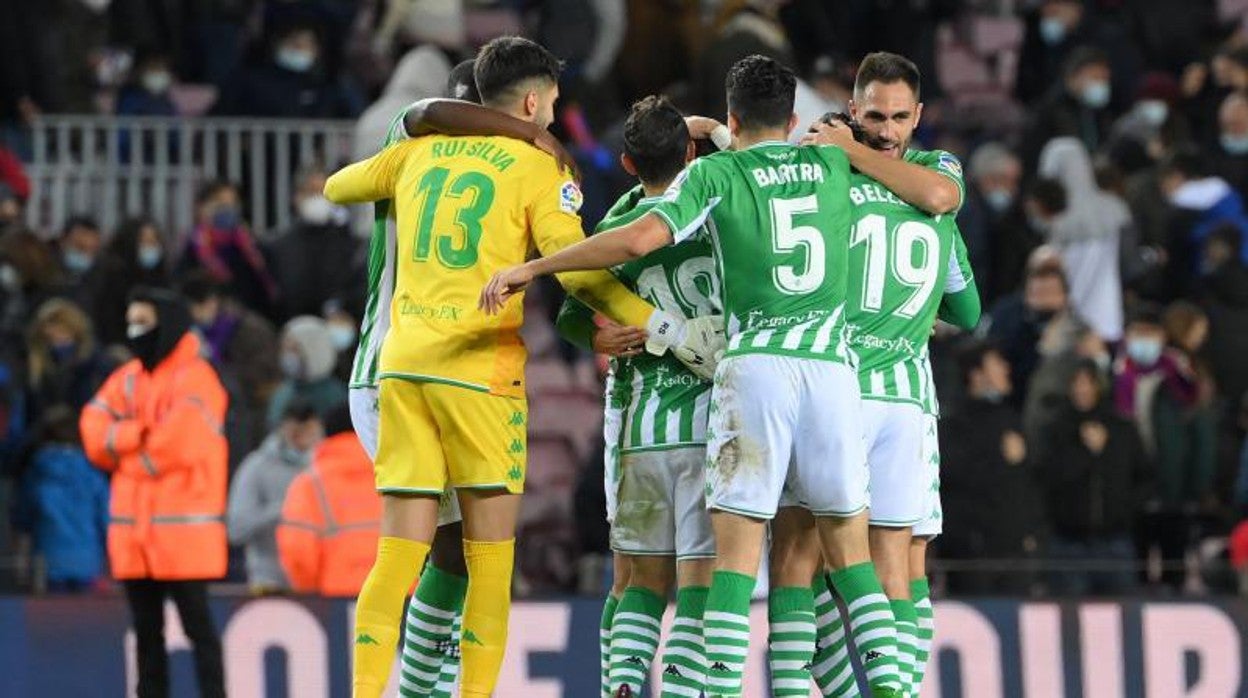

{"left": 323, "top": 36, "right": 724, "bottom": 698}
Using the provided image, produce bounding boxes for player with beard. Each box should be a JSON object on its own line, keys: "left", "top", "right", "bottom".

{"left": 803, "top": 51, "right": 972, "bottom": 695}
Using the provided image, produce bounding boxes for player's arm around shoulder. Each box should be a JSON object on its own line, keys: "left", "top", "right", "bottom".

{"left": 323, "top": 139, "right": 418, "bottom": 205}
{"left": 804, "top": 121, "right": 961, "bottom": 215}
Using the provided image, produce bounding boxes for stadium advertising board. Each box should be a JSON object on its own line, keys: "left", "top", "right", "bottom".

{"left": 0, "top": 596, "right": 1242, "bottom": 696}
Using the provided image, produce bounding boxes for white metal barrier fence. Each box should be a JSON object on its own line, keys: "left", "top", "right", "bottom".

{"left": 24, "top": 115, "right": 356, "bottom": 240}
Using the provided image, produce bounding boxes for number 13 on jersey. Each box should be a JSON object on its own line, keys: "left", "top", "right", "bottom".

{"left": 412, "top": 165, "right": 496, "bottom": 269}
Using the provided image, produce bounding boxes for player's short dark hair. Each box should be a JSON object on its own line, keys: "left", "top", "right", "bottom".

{"left": 725, "top": 55, "right": 796, "bottom": 131}
{"left": 1063, "top": 46, "right": 1109, "bottom": 79}
{"left": 956, "top": 339, "right": 1002, "bottom": 387}
{"left": 623, "top": 96, "right": 689, "bottom": 187}
{"left": 179, "top": 270, "right": 224, "bottom": 304}
{"left": 473, "top": 36, "right": 563, "bottom": 106}
{"left": 446, "top": 59, "right": 481, "bottom": 103}
{"left": 854, "top": 52, "right": 921, "bottom": 101}
{"left": 1027, "top": 178, "right": 1067, "bottom": 215}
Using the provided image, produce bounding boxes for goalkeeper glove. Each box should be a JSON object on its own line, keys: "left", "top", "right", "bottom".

{"left": 643, "top": 311, "right": 726, "bottom": 381}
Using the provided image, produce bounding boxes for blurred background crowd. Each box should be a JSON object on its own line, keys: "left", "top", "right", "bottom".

{"left": 5, "top": 0, "right": 1248, "bottom": 600}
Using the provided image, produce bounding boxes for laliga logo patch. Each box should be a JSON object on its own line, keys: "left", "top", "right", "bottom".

{"left": 937, "top": 152, "right": 963, "bottom": 178}
{"left": 559, "top": 181, "right": 583, "bottom": 213}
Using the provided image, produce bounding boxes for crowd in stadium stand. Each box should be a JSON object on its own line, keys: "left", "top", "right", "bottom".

{"left": 5, "top": 0, "right": 1248, "bottom": 599}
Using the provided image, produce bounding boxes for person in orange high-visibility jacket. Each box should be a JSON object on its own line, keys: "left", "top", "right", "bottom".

{"left": 80, "top": 287, "right": 227, "bottom": 698}
{"left": 277, "top": 404, "right": 381, "bottom": 597}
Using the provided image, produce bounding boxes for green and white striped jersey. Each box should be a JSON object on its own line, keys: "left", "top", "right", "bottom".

{"left": 587, "top": 187, "right": 720, "bottom": 453}
{"left": 845, "top": 149, "right": 974, "bottom": 414}
{"left": 649, "top": 142, "right": 854, "bottom": 363}
{"left": 349, "top": 115, "right": 406, "bottom": 389}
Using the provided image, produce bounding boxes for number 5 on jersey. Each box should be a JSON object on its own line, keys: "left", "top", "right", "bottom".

{"left": 770, "top": 195, "right": 826, "bottom": 295}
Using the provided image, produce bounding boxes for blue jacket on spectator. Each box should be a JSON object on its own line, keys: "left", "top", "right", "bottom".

{"left": 1171, "top": 177, "right": 1248, "bottom": 269}
{"left": 13, "top": 444, "right": 109, "bottom": 585}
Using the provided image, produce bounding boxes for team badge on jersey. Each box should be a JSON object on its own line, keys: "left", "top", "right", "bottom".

{"left": 936, "top": 152, "right": 962, "bottom": 178}
{"left": 559, "top": 181, "right": 583, "bottom": 213}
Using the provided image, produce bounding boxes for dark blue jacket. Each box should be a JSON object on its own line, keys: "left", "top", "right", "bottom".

{"left": 13, "top": 444, "right": 108, "bottom": 584}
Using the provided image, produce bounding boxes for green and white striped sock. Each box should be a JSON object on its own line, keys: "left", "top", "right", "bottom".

{"left": 911, "top": 578, "right": 935, "bottom": 694}
{"left": 767, "top": 586, "right": 816, "bottom": 696}
{"left": 609, "top": 587, "right": 666, "bottom": 694}
{"left": 429, "top": 614, "right": 461, "bottom": 697}
{"left": 660, "top": 585, "right": 708, "bottom": 698}
{"left": 399, "top": 565, "right": 468, "bottom": 697}
{"left": 829, "top": 563, "right": 901, "bottom": 693}
{"left": 601, "top": 595, "right": 620, "bottom": 697}
{"left": 704, "top": 571, "right": 755, "bottom": 698}
{"left": 811, "top": 573, "right": 857, "bottom": 697}
{"left": 890, "top": 599, "right": 919, "bottom": 695}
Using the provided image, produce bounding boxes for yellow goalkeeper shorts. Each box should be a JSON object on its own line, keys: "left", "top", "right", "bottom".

{"left": 375, "top": 377, "right": 528, "bottom": 495}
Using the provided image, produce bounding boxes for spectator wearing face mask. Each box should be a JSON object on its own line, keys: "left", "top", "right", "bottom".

{"left": 960, "top": 142, "right": 1032, "bottom": 303}
{"left": 983, "top": 257, "right": 1077, "bottom": 408}
{"left": 24, "top": 299, "right": 115, "bottom": 428}
{"left": 215, "top": 22, "right": 362, "bottom": 119}
{"left": 182, "top": 271, "right": 280, "bottom": 465}
{"left": 1211, "top": 91, "right": 1248, "bottom": 198}
{"left": 79, "top": 287, "right": 227, "bottom": 698}
{"left": 322, "top": 299, "right": 358, "bottom": 385}
{"left": 940, "top": 340, "right": 1046, "bottom": 595}
{"left": 265, "top": 166, "right": 361, "bottom": 324}
{"left": 1153, "top": 302, "right": 1218, "bottom": 512}
{"left": 1022, "top": 47, "right": 1118, "bottom": 173}
{"left": 227, "top": 401, "right": 324, "bottom": 594}
{"left": 1037, "top": 360, "right": 1147, "bottom": 596}
{"left": 1015, "top": 0, "right": 1093, "bottom": 104}
{"left": 267, "top": 316, "right": 346, "bottom": 430}
{"left": 54, "top": 216, "right": 103, "bottom": 304}
{"left": 116, "top": 48, "right": 177, "bottom": 117}
{"left": 1110, "top": 73, "right": 1191, "bottom": 167}
{"left": 91, "top": 217, "right": 171, "bottom": 347}
{"left": 1114, "top": 304, "right": 1199, "bottom": 446}
{"left": 181, "top": 180, "right": 277, "bottom": 317}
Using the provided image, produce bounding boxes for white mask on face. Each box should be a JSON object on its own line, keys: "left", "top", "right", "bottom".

{"left": 1039, "top": 17, "right": 1067, "bottom": 45}
{"left": 1079, "top": 81, "right": 1111, "bottom": 109}
{"left": 0, "top": 264, "right": 19, "bottom": 291}
{"left": 141, "top": 71, "right": 172, "bottom": 94}
{"left": 1137, "top": 99, "right": 1168, "bottom": 126}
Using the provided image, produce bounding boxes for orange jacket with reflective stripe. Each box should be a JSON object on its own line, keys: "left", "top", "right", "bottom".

{"left": 277, "top": 432, "right": 380, "bottom": 597}
{"left": 80, "top": 333, "right": 229, "bottom": 581}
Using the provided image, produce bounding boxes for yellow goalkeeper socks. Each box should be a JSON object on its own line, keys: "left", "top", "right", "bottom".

{"left": 353, "top": 536, "right": 430, "bottom": 698}
{"left": 459, "top": 538, "right": 516, "bottom": 697}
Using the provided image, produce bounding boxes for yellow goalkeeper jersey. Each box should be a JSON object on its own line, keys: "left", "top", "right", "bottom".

{"left": 325, "top": 135, "right": 654, "bottom": 398}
